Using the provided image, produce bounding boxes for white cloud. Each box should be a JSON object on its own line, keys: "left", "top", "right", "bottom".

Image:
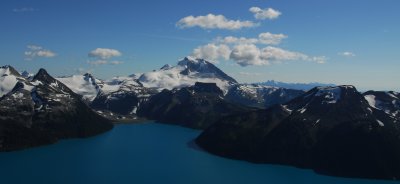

{"left": 215, "top": 32, "right": 287, "bottom": 45}
{"left": 24, "top": 45, "right": 56, "bottom": 60}
{"left": 260, "top": 46, "right": 327, "bottom": 64}
{"left": 260, "top": 46, "right": 308, "bottom": 62}
{"left": 249, "top": 7, "right": 281, "bottom": 20}
{"left": 13, "top": 7, "right": 36, "bottom": 12}
{"left": 258, "top": 32, "right": 288, "bottom": 45}
{"left": 190, "top": 42, "right": 326, "bottom": 67}
{"left": 338, "top": 51, "right": 356, "bottom": 57}
{"left": 230, "top": 44, "right": 267, "bottom": 66}
{"left": 88, "top": 48, "right": 122, "bottom": 59}
{"left": 88, "top": 48, "right": 124, "bottom": 66}
{"left": 191, "top": 44, "right": 231, "bottom": 62}
{"left": 177, "top": 14, "right": 258, "bottom": 30}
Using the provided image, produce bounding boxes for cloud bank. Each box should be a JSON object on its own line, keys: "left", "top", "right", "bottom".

{"left": 191, "top": 33, "right": 326, "bottom": 66}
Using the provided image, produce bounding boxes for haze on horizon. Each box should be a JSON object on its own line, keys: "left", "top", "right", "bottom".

{"left": 0, "top": 0, "right": 399, "bottom": 91}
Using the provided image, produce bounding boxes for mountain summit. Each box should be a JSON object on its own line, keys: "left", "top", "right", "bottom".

{"left": 177, "top": 56, "right": 237, "bottom": 83}
{"left": 138, "top": 57, "right": 237, "bottom": 93}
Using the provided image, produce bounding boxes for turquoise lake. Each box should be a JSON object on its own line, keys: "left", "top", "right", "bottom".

{"left": 0, "top": 122, "right": 397, "bottom": 184}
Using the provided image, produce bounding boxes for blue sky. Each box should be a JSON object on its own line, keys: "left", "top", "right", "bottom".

{"left": 1, "top": 0, "right": 399, "bottom": 91}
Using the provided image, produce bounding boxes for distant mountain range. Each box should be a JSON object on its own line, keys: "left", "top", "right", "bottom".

{"left": 255, "top": 80, "right": 335, "bottom": 91}
{"left": 1, "top": 57, "right": 400, "bottom": 180}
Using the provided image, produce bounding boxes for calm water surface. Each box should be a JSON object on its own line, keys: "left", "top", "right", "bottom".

{"left": 0, "top": 122, "right": 397, "bottom": 184}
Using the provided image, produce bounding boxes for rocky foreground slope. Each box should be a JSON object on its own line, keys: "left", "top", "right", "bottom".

{"left": 196, "top": 85, "right": 400, "bottom": 180}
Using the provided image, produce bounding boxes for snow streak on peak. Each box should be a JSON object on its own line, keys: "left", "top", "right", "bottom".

{"left": 364, "top": 95, "right": 378, "bottom": 109}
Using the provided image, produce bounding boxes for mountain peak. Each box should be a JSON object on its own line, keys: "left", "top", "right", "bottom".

{"left": 160, "top": 64, "right": 172, "bottom": 70}
{"left": 33, "top": 68, "right": 52, "bottom": 83}
{"left": 83, "top": 73, "right": 93, "bottom": 77}
{"left": 284, "top": 85, "right": 366, "bottom": 115}
{"left": 302, "top": 85, "right": 358, "bottom": 104}
{"left": 176, "top": 57, "right": 237, "bottom": 84}
{"left": 178, "top": 56, "right": 202, "bottom": 66}
{"left": 0, "top": 65, "right": 21, "bottom": 76}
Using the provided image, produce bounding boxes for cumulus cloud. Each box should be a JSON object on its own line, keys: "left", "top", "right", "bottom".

{"left": 249, "top": 7, "right": 281, "bottom": 20}
{"left": 231, "top": 45, "right": 326, "bottom": 66}
{"left": 215, "top": 36, "right": 258, "bottom": 45}
{"left": 177, "top": 14, "right": 258, "bottom": 30}
{"left": 87, "top": 48, "right": 124, "bottom": 66}
{"left": 24, "top": 45, "right": 56, "bottom": 60}
{"left": 338, "top": 51, "right": 356, "bottom": 57}
{"left": 190, "top": 42, "right": 326, "bottom": 67}
{"left": 13, "top": 7, "right": 36, "bottom": 12}
{"left": 88, "top": 48, "right": 122, "bottom": 59}
{"left": 215, "top": 32, "right": 287, "bottom": 45}
{"left": 258, "top": 32, "right": 288, "bottom": 45}
{"left": 230, "top": 44, "right": 267, "bottom": 66}
{"left": 191, "top": 44, "right": 231, "bottom": 62}
{"left": 260, "top": 46, "right": 308, "bottom": 62}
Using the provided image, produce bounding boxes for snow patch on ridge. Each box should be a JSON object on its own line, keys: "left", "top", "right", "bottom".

{"left": 315, "top": 86, "right": 342, "bottom": 104}
{"left": 377, "top": 119, "right": 385, "bottom": 127}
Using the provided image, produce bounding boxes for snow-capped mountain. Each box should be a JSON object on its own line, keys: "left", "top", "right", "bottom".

{"left": 225, "top": 84, "right": 304, "bottom": 108}
{"left": 57, "top": 73, "right": 157, "bottom": 117}
{"left": 364, "top": 91, "right": 400, "bottom": 119}
{"left": 138, "top": 56, "right": 237, "bottom": 93}
{"left": 0, "top": 66, "right": 24, "bottom": 97}
{"left": 56, "top": 73, "right": 102, "bottom": 102}
{"left": 197, "top": 85, "right": 400, "bottom": 180}
{"left": 0, "top": 67, "right": 113, "bottom": 151}
{"left": 91, "top": 76, "right": 157, "bottom": 116}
